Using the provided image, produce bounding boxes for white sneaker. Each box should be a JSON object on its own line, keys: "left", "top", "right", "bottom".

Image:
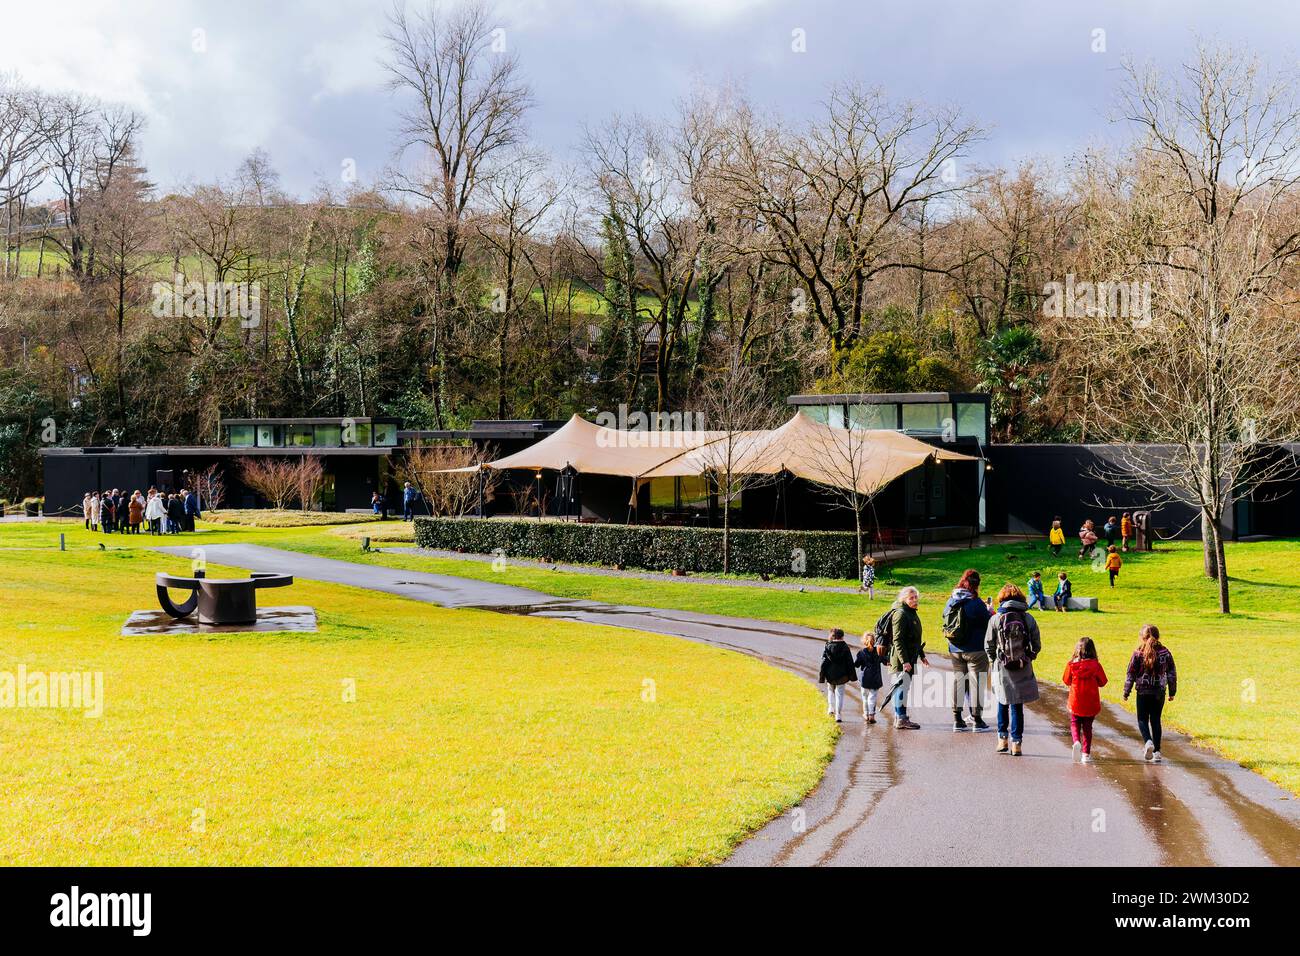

{"left": 1143, "top": 740, "right": 1155, "bottom": 761}
{"left": 1152, "top": 751, "right": 1162, "bottom": 763}
{"left": 1072, "top": 741, "right": 1082, "bottom": 762}
{"left": 1081, "top": 753, "right": 1092, "bottom": 764}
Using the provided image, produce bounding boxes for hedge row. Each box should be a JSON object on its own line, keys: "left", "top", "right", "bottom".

{"left": 413, "top": 517, "right": 860, "bottom": 579}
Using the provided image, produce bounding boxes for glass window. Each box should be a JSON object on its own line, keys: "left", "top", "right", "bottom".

{"left": 314, "top": 424, "right": 342, "bottom": 447}
{"left": 956, "top": 402, "right": 988, "bottom": 443}
{"left": 228, "top": 425, "right": 254, "bottom": 447}
{"left": 849, "top": 403, "right": 896, "bottom": 430}
{"left": 800, "top": 405, "right": 831, "bottom": 425}
{"left": 255, "top": 424, "right": 281, "bottom": 447}
{"left": 343, "top": 423, "right": 372, "bottom": 446}
{"left": 286, "top": 425, "right": 315, "bottom": 447}
{"left": 901, "top": 402, "right": 950, "bottom": 435}
{"left": 373, "top": 422, "right": 397, "bottom": 446}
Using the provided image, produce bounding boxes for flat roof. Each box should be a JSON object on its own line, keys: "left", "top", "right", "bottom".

{"left": 221, "top": 417, "right": 400, "bottom": 426}
{"left": 788, "top": 392, "right": 989, "bottom": 405}
{"left": 40, "top": 446, "right": 394, "bottom": 457}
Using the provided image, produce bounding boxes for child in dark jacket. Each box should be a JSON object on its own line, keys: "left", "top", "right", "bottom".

{"left": 859, "top": 556, "right": 876, "bottom": 598}
{"left": 1123, "top": 624, "right": 1177, "bottom": 763}
{"left": 1053, "top": 572, "right": 1072, "bottom": 612}
{"left": 818, "top": 628, "right": 857, "bottom": 722}
{"left": 1062, "top": 637, "right": 1108, "bottom": 763}
{"left": 853, "top": 631, "right": 884, "bottom": 723}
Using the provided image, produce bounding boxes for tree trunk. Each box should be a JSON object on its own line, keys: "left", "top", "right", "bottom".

{"left": 1201, "top": 510, "right": 1219, "bottom": 578}
{"left": 1208, "top": 518, "right": 1230, "bottom": 613}
{"left": 853, "top": 501, "right": 864, "bottom": 573}
{"left": 722, "top": 491, "right": 730, "bottom": 575}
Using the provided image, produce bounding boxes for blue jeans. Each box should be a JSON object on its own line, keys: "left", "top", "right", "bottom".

{"left": 891, "top": 671, "right": 912, "bottom": 717}
{"left": 997, "top": 702, "right": 1024, "bottom": 742}
{"left": 1027, "top": 592, "right": 1048, "bottom": 610}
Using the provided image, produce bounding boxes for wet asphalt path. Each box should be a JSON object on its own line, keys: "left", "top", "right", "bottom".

{"left": 156, "top": 543, "right": 1300, "bottom": 867}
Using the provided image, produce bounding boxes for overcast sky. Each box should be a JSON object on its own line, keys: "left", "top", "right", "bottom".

{"left": 5, "top": 0, "right": 1299, "bottom": 196}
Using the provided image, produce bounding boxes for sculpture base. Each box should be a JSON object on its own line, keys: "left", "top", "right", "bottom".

{"left": 121, "top": 606, "right": 318, "bottom": 636}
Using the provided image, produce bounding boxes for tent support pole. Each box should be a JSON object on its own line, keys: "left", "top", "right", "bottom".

{"left": 919, "top": 455, "right": 933, "bottom": 557}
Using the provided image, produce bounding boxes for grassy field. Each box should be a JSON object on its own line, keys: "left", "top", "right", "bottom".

{"left": 0, "top": 522, "right": 833, "bottom": 865}
{"left": 236, "top": 523, "right": 1300, "bottom": 796}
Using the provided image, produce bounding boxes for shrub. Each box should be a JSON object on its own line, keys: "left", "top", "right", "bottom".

{"left": 413, "top": 517, "right": 859, "bottom": 579}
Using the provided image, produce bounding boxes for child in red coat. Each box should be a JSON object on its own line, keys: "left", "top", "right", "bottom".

{"left": 1062, "top": 637, "right": 1108, "bottom": 763}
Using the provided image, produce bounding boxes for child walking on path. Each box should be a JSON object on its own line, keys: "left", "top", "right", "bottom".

{"left": 860, "top": 556, "right": 876, "bottom": 598}
{"left": 1053, "top": 571, "right": 1072, "bottom": 612}
{"left": 1027, "top": 571, "right": 1048, "bottom": 610}
{"left": 854, "top": 631, "right": 884, "bottom": 723}
{"left": 818, "top": 628, "right": 857, "bottom": 723}
{"left": 1105, "top": 546, "right": 1123, "bottom": 587}
{"left": 1062, "top": 637, "right": 1107, "bottom": 764}
{"left": 1123, "top": 624, "right": 1177, "bottom": 762}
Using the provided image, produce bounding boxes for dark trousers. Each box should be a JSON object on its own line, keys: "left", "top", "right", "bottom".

{"left": 1108, "top": 569, "right": 1118, "bottom": 587}
{"left": 1136, "top": 692, "right": 1165, "bottom": 750}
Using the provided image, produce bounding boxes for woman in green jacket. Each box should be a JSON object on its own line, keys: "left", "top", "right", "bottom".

{"left": 889, "top": 586, "right": 929, "bottom": 729}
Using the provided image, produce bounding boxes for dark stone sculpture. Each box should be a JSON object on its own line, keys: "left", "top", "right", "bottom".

{"left": 156, "top": 570, "right": 293, "bottom": 625}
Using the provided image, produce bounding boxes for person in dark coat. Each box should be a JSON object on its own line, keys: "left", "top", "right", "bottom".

{"left": 166, "top": 494, "right": 185, "bottom": 534}
{"left": 818, "top": 628, "right": 857, "bottom": 722}
{"left": 985, "top": 583, "right": 1042, "bottom": 756}
{"left": 942, "top": 569, "right": 993, "bottom": 732}
{"left": 853, "top": 631, "right": 885, "bottom": 723}
{"left": 888, "top": 586, "right": 929, "bottom": 730}
{"left": 183, "top": 488, "right": 201, "bottom": 531}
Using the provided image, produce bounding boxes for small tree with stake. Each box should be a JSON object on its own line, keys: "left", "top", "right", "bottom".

{"left": 693, "top": 355, "right": 783, "bottom": 573}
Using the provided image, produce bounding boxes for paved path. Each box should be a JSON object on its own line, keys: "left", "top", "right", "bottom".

{"left": 157, "top": 543, "right": 1300, "bottom": 867}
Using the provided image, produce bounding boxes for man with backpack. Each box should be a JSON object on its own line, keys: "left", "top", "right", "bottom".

{"left": 885, "top": 586, "right": 928, "bottom": 730}
{"left": 941, "top": 570, "right": 993, "bottom": 732}
{"left": 984, "top": 583, "right": 1043, "bottom": 756}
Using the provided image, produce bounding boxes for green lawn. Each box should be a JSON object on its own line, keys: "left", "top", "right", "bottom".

{"left": 240, "top": 523, "right": 1300, "bottom": 797}
{"left": 0, "top": 522, "right": 833, "bottom": 865}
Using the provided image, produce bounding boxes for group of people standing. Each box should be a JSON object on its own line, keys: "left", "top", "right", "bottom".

{"left": 82, "top": 488, "right": 200, "bottom": 535}
{"left": 818, "top": 568, "right": 1178, "bottom": 764}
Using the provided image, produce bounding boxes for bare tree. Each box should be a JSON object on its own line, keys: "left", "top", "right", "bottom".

{"left": 1076, "top": 45, "right": 1300, "bottom": 612}
{"left": 193, "top": 463, "right": 226, "bottom": 512}
{"left": 404, "top": 442, "right": 500, "bottom": 516}
{"left": 692, "top": 352, "right": 783, "bottom": 572}
{"left": 718, "top": 84, "right": 982, "bottom": 351}
{"left": 475, "top": 148, "right": 562, "bottom": 417}
{"left": 239, "top": 457, "right": 300, "bottom": 511}
{"left": 0, "top": 75, "right": 47, "bottom": 279}
{"left": 292, "top": 455, "right": 326, "bottom": 511}
{"left": 383, "top": 0, "right": 533, "bottom": 426}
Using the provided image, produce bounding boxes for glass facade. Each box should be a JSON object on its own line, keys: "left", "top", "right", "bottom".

{"left": 849, "top": 403, "right": 896, "bottom": 430}
{"left": 226, "top": 419, "right": 401, "bottom": 448}
{"left": 901, "top": 402, "right": 950, "bottom": 435}
{"left": 956, "top": 402, "right": 987, "bottom": 444}
{"left": 286, "top": 424, "right": 315, "bottom": 447}
{"left": 314, "top": 424, "right": 342, "bottom": 447}
{"left": 799, "top": 398, "right": 987, "bottom": 442}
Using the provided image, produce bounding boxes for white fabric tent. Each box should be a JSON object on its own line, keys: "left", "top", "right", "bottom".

{"left": 470, "top": 412, "right": 975, "bottom": 495}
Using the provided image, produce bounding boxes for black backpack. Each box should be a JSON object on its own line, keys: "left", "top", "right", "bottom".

{"left": 941, "top": 598, "right": 966, "bottom": 644}
{"left": 997, "top": 609, "right": 1031, "bottom": 670}
{"left": 873, "top": 609, "right": 895, "bottom": 661}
